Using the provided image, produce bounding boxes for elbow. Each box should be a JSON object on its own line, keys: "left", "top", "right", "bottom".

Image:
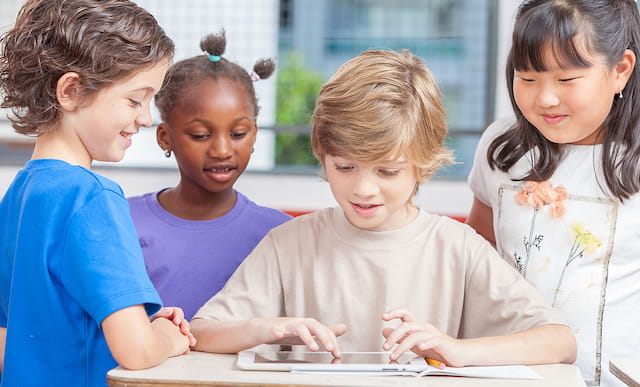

{"left": 555, "top": 325, "right": 577, "bottom": 364}
{"left": 115, "top": 351, "right": 159, "bottom": 370}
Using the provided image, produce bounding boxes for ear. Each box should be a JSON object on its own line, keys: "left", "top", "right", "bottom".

{"left": 156, "top": 122, "right": 172, "bottom": 151}
{"left": 615, "top": 49, "right": 636, "bottom": 92}
{"left": 56, "top": 72, "right": 83, "bottom": 112}
{"left": 251, "top": 123, "right": 259, "bottom": 146}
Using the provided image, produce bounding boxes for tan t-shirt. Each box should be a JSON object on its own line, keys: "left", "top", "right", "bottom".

{"left": 194, "top": 207, "right": 565, "bottom": 351}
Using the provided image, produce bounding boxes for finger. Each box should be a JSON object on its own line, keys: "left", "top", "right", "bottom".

{"left": 291, "top": 324, "right": 320, "bottom": 351}
{"left": 390, "top": 332, "right": 432, "bottom": 360}
{"left": 188, "top": 332, "right": 197, "bottom": 347}
{"left": 179, "top": 320, "right": 191, "bottom": 335}
{"left": 382, "top": 322, "right": 424, "bottom": 351}
{"left": 170, "top": 308, "right": 184, "bottom": 325}
{"left": 305, "top": 321, "right": 340, "bottom": 355}
{"left": 151, "top": 307, "right": 171, "bottom": 321}
{"left": 329, "top": 324, "right": 348, "bottom": 337}
{"left": 381, "top": 308, "right": 416, "bottom": 323}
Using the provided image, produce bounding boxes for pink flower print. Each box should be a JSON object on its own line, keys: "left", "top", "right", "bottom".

{"left": 513, "top": 181, "right": 568, "bottom": 276}
{"left": 515, "top": 181, "right": 567, "bottom": 216}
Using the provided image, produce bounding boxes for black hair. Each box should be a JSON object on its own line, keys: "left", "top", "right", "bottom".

{"left": 155, "top": 29, "right": 275, "bottom": 122}
{"left": 488, "top": 0, "right": 640, "bottom": 201}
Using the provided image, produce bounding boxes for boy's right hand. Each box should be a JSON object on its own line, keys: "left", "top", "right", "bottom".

{"left": 257, "top": 317, "right": 346, "bottom": 358}
{"left": 151, "top": 316, "right": 192, "bottom": 357}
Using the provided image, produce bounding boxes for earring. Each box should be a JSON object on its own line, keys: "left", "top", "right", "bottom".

{"left": 619, "top": 89, "right": 624, "bottom": 99}
{"left": 164, "top": 149, "right": 172, "bottom": 158}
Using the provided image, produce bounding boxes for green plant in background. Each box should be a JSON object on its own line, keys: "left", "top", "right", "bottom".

{"left": 275, "top": 51, "right": 324, "bottom": 166}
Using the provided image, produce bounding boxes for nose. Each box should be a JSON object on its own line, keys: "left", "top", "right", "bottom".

{"left": 137, "top": 105, "right": 154, "bottom": 128}
{"left": 352, "top": 171, "right": 379, "bottom": 198}
{"left": 207, "top": 134, "right": 233, "bottom": 159}
{"left": 536, "top": 83, "right": 560, "bottom": 108}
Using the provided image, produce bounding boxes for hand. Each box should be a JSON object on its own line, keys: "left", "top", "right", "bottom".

{"left": 381, "top": 308, "right": 464, "bottom": 367}
{"left": 258, "top": 317, "right": 346, "bottom": 358}
{"left": 152, "top": 307, "right": 197, "bottom": 352}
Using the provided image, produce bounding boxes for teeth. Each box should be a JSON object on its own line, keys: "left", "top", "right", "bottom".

{"left": 210, "top": 168, "right": 231, "bottom": 172}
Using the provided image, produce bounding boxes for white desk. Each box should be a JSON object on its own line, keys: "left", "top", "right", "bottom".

{"left": 107, "top": 351, "right": 586, "bottom": 387}
{"left": 610, "top": 358, "right": 640, "bottom": 387}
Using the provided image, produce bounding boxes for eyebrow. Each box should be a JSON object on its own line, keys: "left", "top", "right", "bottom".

{"left": 188, "top": 116, "right": 253, "bottom": 125}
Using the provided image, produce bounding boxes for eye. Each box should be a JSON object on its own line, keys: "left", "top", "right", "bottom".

{"left": 231, "top": 131, "right": 248, "bottom": 139}
{"left": 334, "top": 163, "right": 353, "bottom": 172}
{"left": 559, "top": 77, "right": 579, "bottom": 82}
{"left": 189, "top": 133, "right": 210, "bottom": 141}
{"left": 128, "top": 98, "right": 142, "bottom": 107}
{"left": 379, "top": 169, "right": 400, "bottom": 176}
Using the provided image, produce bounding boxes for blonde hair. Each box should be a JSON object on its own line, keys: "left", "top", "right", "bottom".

{"left": 311, "top": 49, "right": 453, "bottom": 184}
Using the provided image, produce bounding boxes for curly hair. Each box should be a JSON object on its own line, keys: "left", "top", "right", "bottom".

{"left": 0, "top": 0, "right": 174, "bottom": 135}
{"left": 155, "top": 29, "right": 275, "bottom": 123}
{"left": 311, "top": 49, "right": 454, "bottom": 184}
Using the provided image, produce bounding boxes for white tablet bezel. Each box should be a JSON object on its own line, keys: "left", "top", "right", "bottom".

{"left": 236, "top": 350, "right": 423, "bottom": 372}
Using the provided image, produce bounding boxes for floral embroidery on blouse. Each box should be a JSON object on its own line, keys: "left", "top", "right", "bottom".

{"left": 552, "top": 223, "right": 602, "bottom": 306}
{"left": 513, "top": 181, "right": 567, "bottom": 276}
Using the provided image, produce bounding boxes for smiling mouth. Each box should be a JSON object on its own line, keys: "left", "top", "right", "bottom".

{"left": 206, "top": 167, "right": 235, "bottom": 172}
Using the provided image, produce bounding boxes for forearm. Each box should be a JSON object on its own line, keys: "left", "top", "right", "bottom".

{"left": 103, "top": 306, "right": 188, "bottom": 370}
{"left": 459, "top": 324, "right": 576, "bottom": 366}
{"left": 191, "top": 318, "right": 265, "bottom": 353}
{"left": 0, "top": 326, "right": 6, "bottom": 372}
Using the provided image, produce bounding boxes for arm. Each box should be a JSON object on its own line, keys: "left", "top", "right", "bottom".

{"left": 102, "top": 305, "right": 191, "bottom": 370}
{"left": 465, "top": 196, "right": 496, "bottom": 247}
{"left": 382, "top": 309, "right": 576, "bottom": 366}
{"left": 191, "top": 317, "right": 346, "bottom": 357}
{"left": 0, "top": 326, "right": 5, "bottom": 372}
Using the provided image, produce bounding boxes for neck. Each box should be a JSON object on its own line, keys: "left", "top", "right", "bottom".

{"left": 32, "top": 129, "right": 91, "bottom": 168}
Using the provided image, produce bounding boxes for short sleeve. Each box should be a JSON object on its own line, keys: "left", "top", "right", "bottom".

{"left": 61, "top": 189, "right": 161, "bottom": 325}
{"left": 460, "top": 237, "right": 566, "bottom": 337}
{"left": 468, "top": 117, "right": 515, "bottom": 206}
{"left": 193, "top": 232, "right": 284, "bottom": 321}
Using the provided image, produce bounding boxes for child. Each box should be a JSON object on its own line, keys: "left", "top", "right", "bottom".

{"left": 0, "top": 1, "right": 196, "bottom": 385}
{"left": 465, "top": 0, "right": 640, "bottom": 385}
{"left": 189, "top": 49, "right": 577, "bottom": 367}
{"left": 128, "top": 30, "right": 291, "bottom": 321}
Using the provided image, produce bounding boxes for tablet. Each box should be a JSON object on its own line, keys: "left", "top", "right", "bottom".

{"left": 236, "top": 350, "right": 422, "bottom": 372}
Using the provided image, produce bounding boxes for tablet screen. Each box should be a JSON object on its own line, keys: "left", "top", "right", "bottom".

{"left": 254, "top": 351, "right": 405, "bottom": 365}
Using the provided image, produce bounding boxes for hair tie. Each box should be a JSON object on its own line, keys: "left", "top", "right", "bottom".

{"left": 208, "top": 54, "right": 221, "bottom": 62}
{"left": 250, "top": 71, "right": 260, "bottom": 82}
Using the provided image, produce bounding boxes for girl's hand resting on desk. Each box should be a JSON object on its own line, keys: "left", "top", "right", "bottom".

{"left": 381, "top": 308, "right": 464, "bottom": 367}
{"left": 152, "top": 307, "right": 197, "bottom": 352}
{"left": 258, "top": 317, "right": 347, "bottom": 358}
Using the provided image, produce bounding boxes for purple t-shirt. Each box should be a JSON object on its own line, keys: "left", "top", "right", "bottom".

{"left": 128, "top": 190, "right": 291, "bottom": 320}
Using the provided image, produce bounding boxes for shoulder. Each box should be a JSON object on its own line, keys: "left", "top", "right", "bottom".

{"left": 266, "top": 207, "right": 332, "bottom": 237}
{"left": 236, "top": 192, "right": 293, "bottom": 225}
{"left": 23, "top": 160, "right": 125, "bottom": 203}
{"left": 477, "top": 116, "right": 516, "bottom": 149}
{"left": 127, "top": 191, "right": 160, "bottom": 211}
{"left": 421, "top": 211, "right": 492, "bottom": 248}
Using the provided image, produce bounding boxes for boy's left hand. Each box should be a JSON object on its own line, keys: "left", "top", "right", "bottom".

{"left": 152, "top": 307, "right": 197, "bottom": 351}
{"left": 381, "top": 308, "right": 464, "bottom": 367}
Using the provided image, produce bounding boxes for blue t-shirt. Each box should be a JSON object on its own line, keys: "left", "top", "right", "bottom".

{"left": 128, "top": 190, "right": 291, "bottom": 320}
{"left": 0, "top": 160, "right": 162, "bottom": 387}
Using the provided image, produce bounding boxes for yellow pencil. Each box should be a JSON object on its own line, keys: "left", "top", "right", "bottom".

{"left": 425, "top": 358, "right": 445, "bottom": 369}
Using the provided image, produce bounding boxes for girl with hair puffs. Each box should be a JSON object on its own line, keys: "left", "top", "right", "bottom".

{"left": 128, "top": 30, "right": 291, "bottom": 321}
